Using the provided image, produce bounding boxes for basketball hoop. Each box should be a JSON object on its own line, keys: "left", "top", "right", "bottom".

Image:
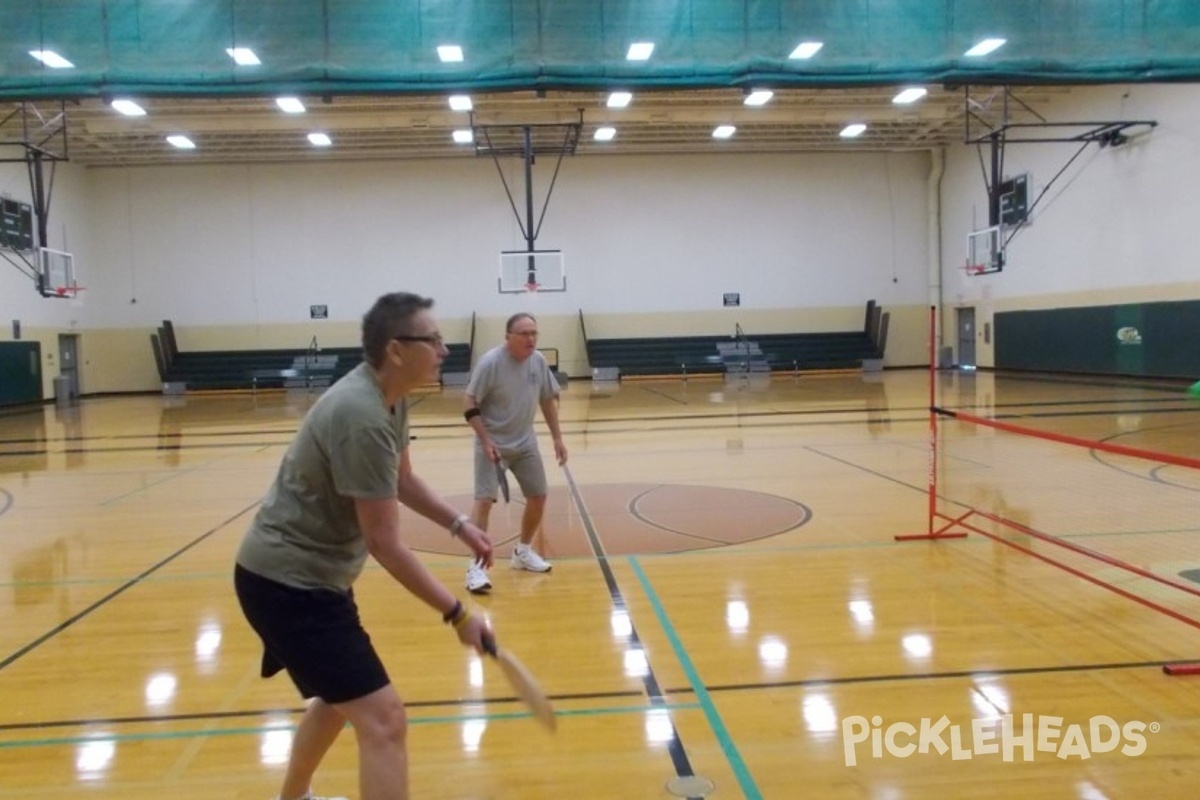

{"left": 525, "top": 281, "right": 541, "bottom": 294}
{"left": 52, "top": 285, "right": 84, "bottom": 298}
{"left": 963, "top": 264, "right": 986, "bottom": 277}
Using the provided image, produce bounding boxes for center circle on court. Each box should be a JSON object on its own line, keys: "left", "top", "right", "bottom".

{"left": 401, "top": 483, "right": 812, "bottom": 558}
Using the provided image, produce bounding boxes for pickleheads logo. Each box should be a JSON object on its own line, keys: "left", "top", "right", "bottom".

{"left": 841, "top": 714, "right": 1158, "bottom": 766}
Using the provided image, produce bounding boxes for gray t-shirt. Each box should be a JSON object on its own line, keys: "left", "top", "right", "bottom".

{"left": 236, "top": 362, "right": 408, "bottom": 591}
{"left": 466, "top": 345, "right": 559, "bottom": 451}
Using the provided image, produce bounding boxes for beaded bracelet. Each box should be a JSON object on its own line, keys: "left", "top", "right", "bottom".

{"left": 442, "top": 600, "right": 464, "bottom": 625}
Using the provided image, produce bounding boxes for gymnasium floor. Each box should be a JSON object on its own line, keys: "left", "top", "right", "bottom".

{"left": 1, "top": 368, "right": 1199, "bottom": 799}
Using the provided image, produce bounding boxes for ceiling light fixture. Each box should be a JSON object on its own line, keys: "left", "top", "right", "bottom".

{"left": 892, "top": 87, "right": 928, "bottom": 105}
{"left": 452, "top": 129, "right": 474, "bottom": 144}
{"left": 307, "top": 133, "right": 332, "bottom": 147}
{"left": 789, "top": 41, "right": 823, "bottom": 59}
{"left": 964, "top": 38, "right": 1006, "bottom": 57}
{"left": 276, "top": 97, "right": 306, "bottom": 114}
{"left": 840, "top": 123, "right": 867, "bottom": 138}
{"left": 744, "top": 89, "right": 774, "bottom": 106}
{"left": 225, "top": 47, "right": 260, "bottom": 66}
{"left": 626, "top": 42, "right": 654, "bottom": 61}
{"left": 111, "top": 99, "right": 147, "bottom": 117}
{"left": 166, "top": 135, "right": 195, "bottom": 149}
{"left": 437, "top": 45, "right": 464, "bottom": 63}
{"left": 448, "top": 95, "right": 473, "bottom": 111}
{"left": 712, "top": 125, "right": 736, "bottom": 139}
{"left": 29, "top": 50, "right": 74, "bottom": 69}
{"left": 594, "top": 127, "right": 616, "bottom": 141}
{"left": 606, "top": 91, "right": 632, "bottom": 108}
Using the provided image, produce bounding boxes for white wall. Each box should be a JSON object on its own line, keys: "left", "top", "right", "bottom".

{"left": 939, "top": 83, "right": 1200, "bottom": 365}
{"left": 77, "top": 151, "right": 932, "bottom": 327}
{"left": 23, "top": 76, "right": 1200, "bottom": 392}
{"left": 0, "top": 149, "right": 939, "bottom": 391}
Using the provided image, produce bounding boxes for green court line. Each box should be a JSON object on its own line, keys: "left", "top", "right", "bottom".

{"left": 0, "top": 702, "right": 703, "bottom": 750}
{"left": 630, "top": 556, "right": 762, "bottom": 800}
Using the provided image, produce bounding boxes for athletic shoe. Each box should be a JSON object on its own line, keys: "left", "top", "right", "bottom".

{"left": 466, "top": 562, "right": 492, "bottom": 594}
{"left": 510, "top": 545, "right": 552, "bottom": 573}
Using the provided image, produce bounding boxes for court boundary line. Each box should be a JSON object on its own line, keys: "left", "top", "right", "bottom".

{"left": 630, "top": 555, "right": 763, "bottom": 800}
{"left": 561, "top": 463, "right": 709, "bottom": 799}
{"left": 0, "top": 501, "right": 259, "bottom": 672}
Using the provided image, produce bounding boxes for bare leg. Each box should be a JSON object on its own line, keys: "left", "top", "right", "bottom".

{"left": 334, "top": 685, "right": 410, "bottom": 800}
{"left": 279, "top": 698, "right": 346, "bottom": 800}
{"left": 520, "top": 495, "right": 547, "bottom": 546}
{"left": 470, "top": 497, "right": 494, "bottom": 533}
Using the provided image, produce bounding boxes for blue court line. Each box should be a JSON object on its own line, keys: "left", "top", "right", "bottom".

{"left": 629, "top": 556, "right": 762, "bottom": 800}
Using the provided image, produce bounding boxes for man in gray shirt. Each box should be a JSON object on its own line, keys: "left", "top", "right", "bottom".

{"left": 462, "top": 312, "right": 567, "bottom": 593}
{"left": 235, "top": 291, "right": 493, "bottom": 800}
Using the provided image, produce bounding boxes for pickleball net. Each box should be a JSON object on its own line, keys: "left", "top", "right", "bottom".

{"left": 899, "top": 307, "right": 1200, "bottom": 674}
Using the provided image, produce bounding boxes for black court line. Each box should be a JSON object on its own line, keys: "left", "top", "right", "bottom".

{"left": 662, "top": 657, "right": 1190, "bottom": 696}
{"left": 636, "top": 384, "right": 691, "bottom": 405}
{"left": 4, "top": 394, "right": 1192, "bottom": 456}
{"left": 0, "top": 687, "right": 648, "bottom": 734}
{"left": 0, "top": 501, "right": 259, "bottom": 672}
{"left": 561, "top": 464, "right": 704, "bottom": 800}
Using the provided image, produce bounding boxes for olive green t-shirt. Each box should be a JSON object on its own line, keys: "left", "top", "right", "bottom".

{"left": 236, "top": 363, "right": 408, "bottom": 591}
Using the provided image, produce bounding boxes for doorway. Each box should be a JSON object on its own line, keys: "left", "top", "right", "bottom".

{"left": 955, "top": 307, "right": 976, "bottom": 368}
{"left": 57, "top": 333, "right": 80, "bottom": 399}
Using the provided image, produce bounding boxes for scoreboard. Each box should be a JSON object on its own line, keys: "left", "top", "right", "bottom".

{"left": 1, "top": 198, "right": 34, "bottom": 251}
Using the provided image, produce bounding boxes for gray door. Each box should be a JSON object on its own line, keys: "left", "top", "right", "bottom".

{"left": 58, "top": 334, "right": 80, "bottom": 398}
{"left": 956, "top": 307, "right": 976, "bottom": 368}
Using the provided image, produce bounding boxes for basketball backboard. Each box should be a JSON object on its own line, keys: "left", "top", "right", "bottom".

{"left": 499, "top": 250, "right": 565, "bottom": 293}
{"left": 965, "top": 226, "right": 1004, "bottom": 275}
{"left": 38, "top": 247, "right": 81, "bottom": 298}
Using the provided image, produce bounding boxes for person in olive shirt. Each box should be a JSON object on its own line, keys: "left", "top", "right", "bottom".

{"left": 235, "top": 291, "right": 493, "bottom": 800}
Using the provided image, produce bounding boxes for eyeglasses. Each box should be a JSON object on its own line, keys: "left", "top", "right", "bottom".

{"left": 507, "top": 330, "right": 539, "bottom": 338}
{"left": 393, "top": 333, "right": 445, "bottom": 346}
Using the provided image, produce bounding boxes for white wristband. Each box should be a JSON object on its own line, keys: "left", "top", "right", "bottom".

{"left": 449, "top": 514, "right": 470, "bottom": 537}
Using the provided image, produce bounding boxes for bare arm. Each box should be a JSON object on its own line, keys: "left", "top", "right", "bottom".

{"left": 540, "top": 395, "right": 568, "bottom": 465}
{"left": 464, "top": 391, "right": 499, "bottom": 462}
{"left": 393, "top": 446, "right": 493, "bottom": 567}
{"left": 355, "top": 494, "right": 457, "bottom": 613}
{"left": 355, "top": 493, "right": 490, "bottom": 650}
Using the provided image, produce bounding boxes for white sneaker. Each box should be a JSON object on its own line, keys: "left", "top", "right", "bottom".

{"left": 511, "top": 545, "right": 552, "bottom": 573}
{"left": 466, "top": 562, "right": 492, "bottom": 594}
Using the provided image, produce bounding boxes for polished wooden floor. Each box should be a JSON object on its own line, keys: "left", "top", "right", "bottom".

{"left": 2, "top": 369, "right": 1200, "bottom": 799}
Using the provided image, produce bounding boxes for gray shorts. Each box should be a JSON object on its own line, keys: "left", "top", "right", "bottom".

{"left": 474, "top": 440, "right": 548, "bottom": 501}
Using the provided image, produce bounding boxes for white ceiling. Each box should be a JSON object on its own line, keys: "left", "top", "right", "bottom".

{"left": 2, "top": 84, "right": 1070, "bottom": 167}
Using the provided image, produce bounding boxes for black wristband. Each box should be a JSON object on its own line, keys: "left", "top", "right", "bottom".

{"left": 464, "top": 407, "right": 481, "bottom": 422}
{"left": 442, "top": 599, "right": 464, "bottom": 625}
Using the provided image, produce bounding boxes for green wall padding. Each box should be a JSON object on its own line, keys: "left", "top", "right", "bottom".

{"left": 0, "top": 342, "right": 42, "bottom": 407}
{"left": 995, "top": 300, "right": 1200, "bottom": 379}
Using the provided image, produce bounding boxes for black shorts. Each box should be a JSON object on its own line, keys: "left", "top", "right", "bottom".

{"left": 234, "top": 564, "right": 390, "bottom": 704}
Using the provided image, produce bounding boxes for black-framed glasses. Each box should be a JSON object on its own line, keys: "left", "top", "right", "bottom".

{"left": 393, "top": 333, "right": 445, "bottom": 346}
